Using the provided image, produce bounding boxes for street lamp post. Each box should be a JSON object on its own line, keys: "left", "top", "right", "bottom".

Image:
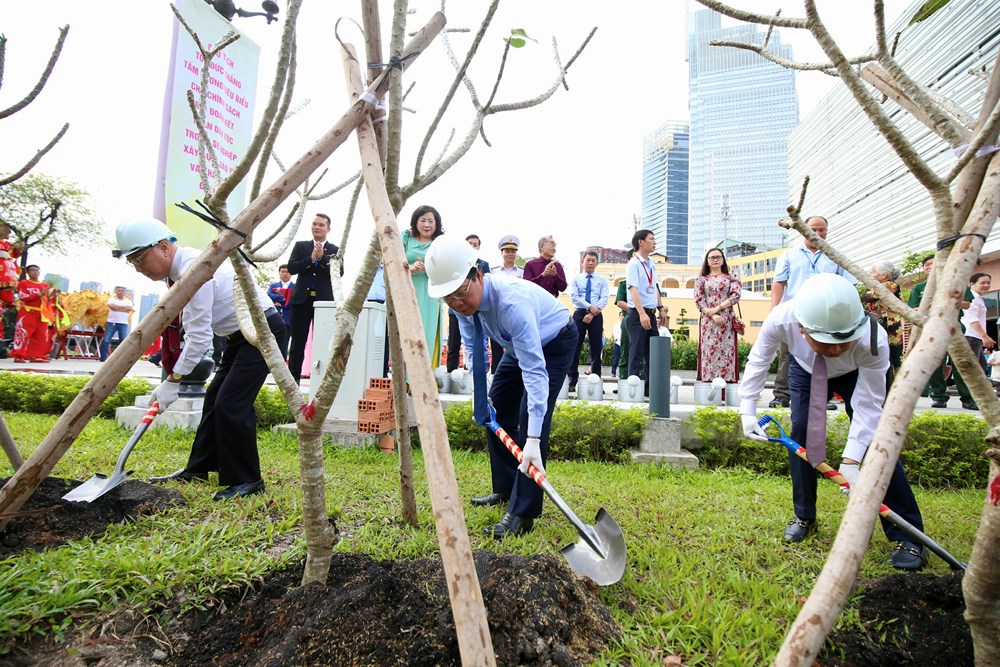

{"left": 204, "top": 0, "right": 280, "bottom": 24}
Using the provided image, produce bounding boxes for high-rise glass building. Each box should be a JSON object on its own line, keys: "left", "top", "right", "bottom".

{"left": 687, "top": 8, "right": 798, "bottom": 263}
{"left": 641, "top": 122, "right": 690, "bottom": 263}
{"left": 788, "top": 0, "right": 999, "bottom": 267}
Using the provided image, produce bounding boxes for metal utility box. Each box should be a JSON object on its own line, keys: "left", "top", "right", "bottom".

{"left": 310, "top": 301, "right": 387, "bottom": 419}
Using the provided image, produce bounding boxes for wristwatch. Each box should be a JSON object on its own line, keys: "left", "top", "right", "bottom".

{"left": 167, "top": 372, "right": 184, "bottom": 383}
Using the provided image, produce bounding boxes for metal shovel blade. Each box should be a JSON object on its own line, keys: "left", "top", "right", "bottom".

{"left": 62, "top": 402, "right": 159, "bottom": 503}
{"left": 560, "top": 507, "right": 627, "bottom": 586}
{"left": 62, "top": 469, "right": 133, "bottom": 503}
{"left": 485, "top": 405, "right": 628, "bottom": 585}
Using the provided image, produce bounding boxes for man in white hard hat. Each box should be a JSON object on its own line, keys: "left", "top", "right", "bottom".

{"left": 739, "top": 273, "right": 927, "bottom": 570}
{"left": 113, "top": 218, "right": 287, "bottom": 501}
{"left": 425, "top": 235, "right": 577, "bottom": 539}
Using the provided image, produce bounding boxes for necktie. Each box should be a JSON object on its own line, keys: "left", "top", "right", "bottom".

{"left": 585, "top": 274, "right": 592, "bottom": 303}
{"left": 806, "top": 355, "right": 828, "bottom": 466}
{"left": 472, "top": 312, "right": 489, "bottom": 426}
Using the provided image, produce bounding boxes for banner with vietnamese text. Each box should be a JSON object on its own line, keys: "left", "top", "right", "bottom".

{"left": 155, "top": 0, "right": 260, "bottom": 249}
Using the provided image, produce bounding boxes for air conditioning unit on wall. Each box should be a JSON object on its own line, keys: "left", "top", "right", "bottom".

{"left": 310, "top": 301, "right": 387, "bottom": 420}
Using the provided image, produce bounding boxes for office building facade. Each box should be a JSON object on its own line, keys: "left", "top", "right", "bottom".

{"left": 641, "top": 122, "right": 690, "bottom": 263}
{"left": 788, "top": 0, "right": 1000, "bottom": 269}
{"left": 687, "top": 8, "right": 798, "bottom": 263}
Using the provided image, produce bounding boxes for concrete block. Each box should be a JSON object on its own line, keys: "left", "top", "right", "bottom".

{"left": 638, "top": 416, "right": 683, "bottom": 454}
{"left": 630, "top": 449, "right": 699, "bottom": 469}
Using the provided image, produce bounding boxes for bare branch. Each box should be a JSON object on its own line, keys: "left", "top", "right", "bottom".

{"left": 800, "top": 1, "right": 947, "bottom": 196}
{"left": 710, "top": 38, "right": 875, "bottom": 71}
{"left": 946, "top": 100, "right": 1000, "bottom": 182}
{"left": 873, "top": 0, "right": 889, "bottom": 57}
{"left": 0, "top": 25, "right": 69, "bottom": 119}
{"left": 694, "top": 0, "right": 807, "bottom": 28}
{"left": 212, "top": 0, "right": 302, "bottom": 204}
{"left": 249, "top": 45, "right": 298, "bottom": 204}
{"left": 413, "top": 0, "right": 500, "bottom": 181}
{"left": 778, "top": 218, "right": 926, "bottom": 326}
{"left": 0, "top": 123, "right": 68, "bottom": 187}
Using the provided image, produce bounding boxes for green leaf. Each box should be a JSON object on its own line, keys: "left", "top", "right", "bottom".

{"left": 908, "top": 0, "right": 950, "bottom": 26}
{"left": 504, "top": 28, "right": 537, "bottom": 48}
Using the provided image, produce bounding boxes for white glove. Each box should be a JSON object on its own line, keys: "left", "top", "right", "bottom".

{"left": 741, "top": 414, "right": 768, "bottom": 441}
{"left": 518, "top": 437, "right": 544, "bottom": 476}
{"left": 838, "top": 463, "right": 860, "bottom": 495}
{"left": 149, "top": 380, "right": 180, "bottom": 412}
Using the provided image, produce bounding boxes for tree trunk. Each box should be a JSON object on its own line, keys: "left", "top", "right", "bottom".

{"left": 0, "top": 411, "right": 24, "bottom": 471}
{"left": 346, "top": 41, "right": 497, "bottom": 667}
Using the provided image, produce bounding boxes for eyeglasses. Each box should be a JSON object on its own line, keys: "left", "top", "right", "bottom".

{"left": 442, "top": 279, "right": 473, "bottom": 305}
{"left": 707, "top": 255, "right": 724, "bottom": 261}
{"left": 126, "top": 245, "right": 155, "bottom": 267}
{"left": 800, "top": 317, "right": 866, "bottom": 340}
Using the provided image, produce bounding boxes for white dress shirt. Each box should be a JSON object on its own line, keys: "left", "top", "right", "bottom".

{"left": 738, "top": 301, "right": 888, "bottom": 463}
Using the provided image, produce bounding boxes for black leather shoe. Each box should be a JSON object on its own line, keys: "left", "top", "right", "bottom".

{"left": 827, "top": 401, "right": 838, "bottom": 411}
{"left": 783, "top": 517, "right": 817, "bottom": 542}
{"left": 930, "top": 400, "right": 948, "bottom": 408}
{"left": 149, "top": 468, "right": 208, "bottom": 484}
{"left": 768, "top": 398, "right": 790, "bottom": 408}
{"left": 212, "top": 480, "right": 266, "bottom": 501}
{"left": 483, "top": 512, "right": 534, "bottom": 540}
{"left": 962, "top": 400, "right": 979, "bottom": 411}
{"left": 888, "top": 540, "right": 928, "bottom": 571}
{"left": 471, "top": 492, "right": 509, "bottom": 507}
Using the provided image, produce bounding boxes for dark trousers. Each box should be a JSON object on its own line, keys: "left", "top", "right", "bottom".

{"left": 773, "top": 342, "right": 790, "bottom": 401}
{"left": 484, "top": 324, "right": 577, "bottom": 519}
{"left": 611, "top": 343, "right": 621, "bottom": 375}
{"left": 490, "top": 338, "right": 504, "bottom": 374}
{"left": 787, "top": 356, "right": 923, "bottom": 541}
{"left": 569, "top": 310, "right": 603, "bottom": 385}
{"left": 618, "top": 317, "right": 633, "bottom": 380}
{"left": 288, "top": 300, "right": 316, "bottom": 383}
{"left": 447, "top": 312, "right": 462, "bottom": 372}
{"left": 925, "top": 353, "right": 972, "bottom": 403}
{"left": 186, "top": 312, "right": 288, "bottom": 486}
{"left": 625, "top": 307, "right": 658, "bottom": 394}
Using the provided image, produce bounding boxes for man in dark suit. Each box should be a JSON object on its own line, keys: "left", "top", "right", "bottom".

{"left": 287, "top": 213, "right": 341, "bottom": 384}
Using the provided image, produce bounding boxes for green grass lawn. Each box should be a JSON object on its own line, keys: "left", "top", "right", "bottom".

{"left": 0, "top": 412, "right": 984, "bottom": 665}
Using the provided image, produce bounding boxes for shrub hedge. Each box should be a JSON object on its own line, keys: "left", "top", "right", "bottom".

{"left": 0, "top": 373, "right": 294, "bottom": 428}
{"left": 687, "top": 406, "right": 990, "bottom": 489}
{"left": 0, "top": 374, "right": 988, "bottom": 488}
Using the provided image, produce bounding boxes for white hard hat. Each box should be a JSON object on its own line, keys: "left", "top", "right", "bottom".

{"left": 426, "top": 236, "right": 480, "bottom": 298}
{"left": 113, "top": 218, "right": 176, "bottom": 258}
{"left": 794, "top": 273, "right": 867, "bottom": 344}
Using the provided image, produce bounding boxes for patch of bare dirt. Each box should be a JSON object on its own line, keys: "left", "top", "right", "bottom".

{"left": 165, "top": 551, "right": 621, "bottom": 667}
{"left": 819, "top": 571, "right": 972, "bottom": 666}
{"left": 0, "top": 476, "right": 184, "bottom": 557}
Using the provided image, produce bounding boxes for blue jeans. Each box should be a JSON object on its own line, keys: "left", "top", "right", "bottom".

{"left": 99, "top": 322, "right": 129, "bottom": 360}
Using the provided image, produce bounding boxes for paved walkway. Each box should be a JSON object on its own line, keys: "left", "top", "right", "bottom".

{"left": 0, "top": 357, "right": 986, "bottom": 419}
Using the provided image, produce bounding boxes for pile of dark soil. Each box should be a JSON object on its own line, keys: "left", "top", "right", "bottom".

{"left": 0, "top": 476, "right": 184, "bottom": 557}
{"left": 819, "top": 571, "right": 972, "bottom": 666}
{"left": 170, "top": 551, "right": 621, "bottom": 667}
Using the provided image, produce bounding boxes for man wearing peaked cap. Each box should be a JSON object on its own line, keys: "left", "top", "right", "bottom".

{"left": 493, "top": 235, "right": 523, "bottom": 280}
{"left": 498, "top": 235, "right": 519, "bottom": 251}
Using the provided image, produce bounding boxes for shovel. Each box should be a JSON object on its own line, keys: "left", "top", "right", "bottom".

{"left": 484, "top": 403, "right": 627, "bottom": 585}
{"left": 62, "top": 402, "right": 160, "bottom": 503}
{"left": 757, "top": 414, "right": 966, "bottom": 571}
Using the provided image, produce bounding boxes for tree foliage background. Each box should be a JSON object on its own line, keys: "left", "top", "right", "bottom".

{"left": 0, "top": 172, "right": 103, "bottom": 266}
